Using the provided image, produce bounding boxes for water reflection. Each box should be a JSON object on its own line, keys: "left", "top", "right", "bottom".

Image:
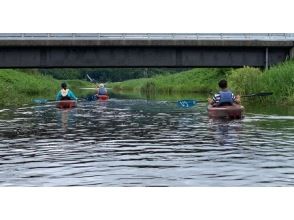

{"left": 57, "top": 108, "right": 77, "bottom": 131}
{"left": 0, "top": 94, "right": 294, "bottom": 186}
{"left": 208, "top": 119, "right": 243, "bottom": 146}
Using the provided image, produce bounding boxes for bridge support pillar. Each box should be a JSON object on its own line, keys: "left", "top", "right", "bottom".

{"left": 265, "top": 47, "right": 269, "bottom": 69}
{"left": 290, "top": 47, "right": 294, "bottom": 59}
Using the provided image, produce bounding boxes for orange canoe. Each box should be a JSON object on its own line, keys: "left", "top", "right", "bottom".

{"left": 97, "top": 95, "right": 109, "bottom": 101}
{"left": 208, "top": 104, "right": 244, "bottom": 119}
{"left": 56, "top": 100, "right": 77, "bottom": 109}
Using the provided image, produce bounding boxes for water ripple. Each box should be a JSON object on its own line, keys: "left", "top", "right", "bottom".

{"left": 0, "top": 99, "right": 294, "bottom": 186}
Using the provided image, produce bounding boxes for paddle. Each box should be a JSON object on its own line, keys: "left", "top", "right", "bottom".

{"left": 240, "top": 92, "right": 273, "bottom": 97}
{"left": 177, "top": 100, "right": 205, "bottom": 108}
{"left": 32, "top": 98, "right": 52, "bottom": 104}
{"left": 177, "top": 92, "right": 273, "bottom": 108}
{"left": 32, "top": 93, "right": 103, "bottom": 104}
{"left": 32, "top": 98, "right": 78, "bottom": 104}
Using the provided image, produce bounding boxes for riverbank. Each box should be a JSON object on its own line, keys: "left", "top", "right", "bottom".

{"left": 0, "top": 69, "right": 94, "bottom": 107}
{"left": 109, "top": 68, "right": 227, "bottom": 93}
{"left": 109, "top": 59, "right": 294, "bottom": 105}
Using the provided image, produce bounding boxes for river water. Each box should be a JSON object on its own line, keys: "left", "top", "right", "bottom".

{"left": 0, "top": 94, "right": 294, "bottom": 186}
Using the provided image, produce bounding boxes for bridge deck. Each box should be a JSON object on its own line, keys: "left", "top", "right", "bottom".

{"left": 0, "top": 33, "right": 293, "bottom": 68}
{"left": 0, "top": 39, "right": 293, "bottom": 47}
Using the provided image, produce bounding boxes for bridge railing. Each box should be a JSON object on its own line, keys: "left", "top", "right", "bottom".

{"left": 0, "top": 33, "right": 294, "bottom": 40}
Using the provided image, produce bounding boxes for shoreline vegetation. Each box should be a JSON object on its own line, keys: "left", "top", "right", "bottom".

{"left": 0, "top": 69, "right": 94, "bottom": 107}
{"left": 1, "top": 59, "right": 293, "bottom": 108}
{"left": 109, "top": 59, "right": 294, "bottom": 105}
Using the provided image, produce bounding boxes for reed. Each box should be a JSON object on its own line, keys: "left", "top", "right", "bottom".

{"left": 228, "top": 59, "right": 294, "bottom": 105}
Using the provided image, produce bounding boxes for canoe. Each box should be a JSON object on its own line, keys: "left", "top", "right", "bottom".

{"left": 208, "top": 104, "right": 244, "bottom": 119}
{"left": 97, "top": 95, "right": 109, "bottom": 101}
{"left": 56, "top": 100, "right": 77, "bottom": 109}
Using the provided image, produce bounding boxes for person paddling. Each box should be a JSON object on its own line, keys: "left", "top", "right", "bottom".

{"left": 96, "top": 83, "right": 108, "bottom": 96}
{"left": 208, "top": 79, "right": 241, "bottom": 107}
{"left": 56, "top": 82, "right": 78, "bottom": 101}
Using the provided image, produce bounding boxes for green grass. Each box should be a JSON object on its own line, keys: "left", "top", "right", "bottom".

{"left": 109, "top": 60, "right": 294, "bottom": 105}
{"left": 109, "top": 68, "right": 228, "bottom": 94}
{"left": 0, "top": 69, "right": 59, "bottom": 107}
{"left": 227, "top": 60, "right": 294, "bottom": 105}
{"left": 2, "top": 58, "right": 292, "bottom": 107}
{"left": 0, "top": 69, "right": 94, "bottom": 107}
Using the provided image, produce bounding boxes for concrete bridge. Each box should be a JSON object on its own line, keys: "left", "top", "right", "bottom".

{"left": 0, "top": 33, "right": 294, "bottom": 68}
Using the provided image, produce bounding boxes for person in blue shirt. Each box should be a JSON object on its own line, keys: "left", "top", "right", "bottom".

{"left": 56, "top": 82, "right": 78, "bottom": 101}
{"left": 96, "top": 83, "right": 108, "bottom": 96}
{"left": 208, "top": 79, "right": 241, "bottom": 106}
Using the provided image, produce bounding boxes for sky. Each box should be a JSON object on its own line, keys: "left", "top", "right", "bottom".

{"left": 1, "top": 0, "right": 293, "bottom": 33}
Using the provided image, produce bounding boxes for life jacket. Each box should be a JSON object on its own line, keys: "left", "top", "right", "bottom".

{"left": 218, "top": 90, "right": 233, "bottom": 106}
{"left": 98, "top": 87, "right": 107, "bottom": 95}
{"left": 60, "top": 89, "right": 70, "bottom": 100}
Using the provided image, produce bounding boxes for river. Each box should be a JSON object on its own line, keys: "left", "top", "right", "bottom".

{"left": 0, "top": 91, "right": 294, "bottom": 186}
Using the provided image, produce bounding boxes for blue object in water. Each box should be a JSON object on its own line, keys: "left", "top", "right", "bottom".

{"left": 177, "top": 100, "right": 197, "bottom": 108}
{"left": 32, "top": 98, "right": 48, "bottom": 104}
{"left": 85, "top": 95, "right": 98, "bottom": 101}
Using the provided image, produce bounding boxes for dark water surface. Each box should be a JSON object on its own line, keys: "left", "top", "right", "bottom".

{"left": 0, "top": 97, "right": 294, "bottom": 186}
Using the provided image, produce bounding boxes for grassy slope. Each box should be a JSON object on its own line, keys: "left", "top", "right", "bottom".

{"left": 0, "top": 69, "right": 94, "bottom": 107}
{"left": 109, "top": 68, "right": 227, "bottom": 94}
{"left": 0, "top": 69, "right": 59, "bottom": 107}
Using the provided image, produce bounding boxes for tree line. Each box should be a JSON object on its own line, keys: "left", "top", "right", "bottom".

{"left": 38, "top": 68, "right": 190, "bottom": 82}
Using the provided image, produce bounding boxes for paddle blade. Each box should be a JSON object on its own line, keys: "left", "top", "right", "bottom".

{"left": 177, "top": 100, "right": 197, "bottom": 108}
{"left": 85, "top": 94, "right": 98, "bottom": 101}
{"left": 32, "top": 98, "right": 48, "bottom": 104}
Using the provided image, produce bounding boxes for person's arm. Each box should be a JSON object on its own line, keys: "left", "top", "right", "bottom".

{"left": 235, "top": 95, "right": 241, "bottom": 104}
{"left": 68, "top": 90, "right": 78, "bottom": 100}
{"left": 232, "top": 93, "right": 241, "bottom": 104}
{"left": 208, "top": 94, "right": 217, "bottom": 105}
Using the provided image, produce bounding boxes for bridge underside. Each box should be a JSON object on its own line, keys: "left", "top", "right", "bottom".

{"left": 0, "top": 46, "right": 290, "bottom": 68}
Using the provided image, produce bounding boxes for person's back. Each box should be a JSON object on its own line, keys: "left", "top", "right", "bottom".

{"left": 56, "top": 82, "right": 78, "bottom": 101}
{"left": 208, "top": 79, "right": 240, "bottom": 107}
{"left": 97, "top": 83, "right": 107, "bottom": 96}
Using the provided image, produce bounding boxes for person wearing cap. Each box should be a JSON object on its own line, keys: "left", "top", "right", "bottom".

{"left": 96, "top": 83, "right": 108, "bottom": 96}
{"left": 56, "top": 82, "right": 78, "bottom": 101}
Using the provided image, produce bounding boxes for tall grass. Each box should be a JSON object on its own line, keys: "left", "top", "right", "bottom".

{"left": 0, "top": 69, "right": 94, "bottom": 107}
{"left": 109, "top": 59, "right": 294, "bottom": 105}
{"left": 228, "top": 59, "right": 294, "bottom": 104}
{"left": 110, "top": 68, "right": 228, "bottom": 94}
{"left": 262, "top": 60, "right": 294, "bottom": 104}
{"left": 227, "top": 66, "right": 263, "bottom": 94}
{"left": 0, "top": 69, "right": 59, "bottom": 107}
